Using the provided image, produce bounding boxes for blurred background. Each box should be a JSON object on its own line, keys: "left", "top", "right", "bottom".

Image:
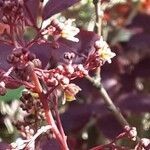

{"left": 0, "top": 0, "right": 150, "bottom": 149}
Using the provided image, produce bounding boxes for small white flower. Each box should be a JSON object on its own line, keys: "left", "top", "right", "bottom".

{"left": 95, "top": 37, "right": 116, "bottom": 63}
{"left": 61, "top": 19, "right": 79, "bottom": 42}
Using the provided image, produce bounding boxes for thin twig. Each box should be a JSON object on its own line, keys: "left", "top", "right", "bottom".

{"left": 93, "top": 0, "right": 102, "bottom": 35}
{"left": 93, "top": 0, "right": 103, "bottom": 82}
{"left": 86, "top": 75, "right": 129, "bottom": 127}
{"left": 92, "top": 0, "right": 129, "bottom": 127}
{"left": 54, "top": 104, "right": 67, "bottom": 147}
{"left": 0, "top": 39, "right": 13, "bottom": 45}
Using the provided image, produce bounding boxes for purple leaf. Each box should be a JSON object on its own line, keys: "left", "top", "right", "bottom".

{"left": 24, "top": 0, "right": 40, "bottom": 26}
{"left": 127, "top": 13, "right": 150, "bottom": 33}
{"left": 60, "top": 29, "right": 99, "bottom": 55}
{"left": 50, "top": 30, "right": 99, "bottom": 64}
{"left": 118, "top": 93, "right": 150, "bottom": 113}
{"left": 133, "top": 57, "right": 150, "bottom": 78}
{"left": 0, "top": 43, "right": 13, "bottom": 70}
{"left": 61, "top": 102, "right": 91, "bottom": 133}
{"left": 127, "top": 33, "right": 150, "bottom": 53}
{"left": 30, "top": 30, "right": 99, "bottom": 66}
{"left": 43, "top": 0, "right": 80, "bottom": 20}
{"left": 0, "top": 142, "right": 10, "bottom": 150}
{"left": 96, "top": 114, "right": 123, "bottom": 139}
{"left": 37, "top": 137, "right": 60, "bottom": 150}
{"left": 0, "top": 29, "right": 99, "bottom": 71}
{"left": 60, "top": 100, "right": 110, "bottom": 134}
{"left": 30, "top": 42, "right": 51, "bottom": 67}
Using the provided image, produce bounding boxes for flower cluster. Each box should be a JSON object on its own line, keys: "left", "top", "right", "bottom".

{"left": 7, "top": 48, "right": 41, "bottom": 81}
{"left": 135, "top": 138, "right": 150, "bottom": 150}
{"left": 35, "top": 60, "right": 88, "bottom": 103}
{"left": 124, "top": 125, "right": 137, "bottom": 141}
{"left": 42, "top": 19, "right": 79, "bottom": 42}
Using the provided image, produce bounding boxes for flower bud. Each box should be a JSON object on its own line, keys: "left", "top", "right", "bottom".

{"left": 47, "top": 78, "right": 58, "bottom": 87}
{"left": 32, "top": 59, "right": 42, "bottom": 68}
{"left": 57, "top": 65, "right": 64, "bottom": 72}
{"left": 13, "top": 48, "right": 22, "bottom": 57}
{"left": 65, "top": 64, "right": 74, "bottom": 74}
{"left": 22, "top": 48, "right": 28, "bottom": 54}
{"left": 124, "top": 126, "right": 137, "bottom": 141}
{"left": 0, "top": 81, "right": 6, "bottom": 96}
{"left": 60, "top": 77, "right": 70, "bottom": 85}
{"left": 141, "top": 138, "right": 150, "bottom": 148}
{"left": 64, "top": 52, "right": 75, "bottom": 60}
{"left": 27, "top": 53, "right": 36, "bottom": 61}
{"left": 7, "top": 54, "right": 15, "bottom": 63}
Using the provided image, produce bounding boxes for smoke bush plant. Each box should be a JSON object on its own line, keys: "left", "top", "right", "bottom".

{"left": 0, "top": 0, "right": 150, "bottom": 150}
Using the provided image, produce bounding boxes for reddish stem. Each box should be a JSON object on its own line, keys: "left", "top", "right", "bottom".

{"left": 53, "top": 95, "right": 67, "bottom": 147}
{"left": 31, "top": 67, "right": 69, "bottom": 150}
{"left": 40, "top": 94, "right": 68, "bottom": 150}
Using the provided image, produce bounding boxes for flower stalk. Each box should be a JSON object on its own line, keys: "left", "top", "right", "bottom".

{"left": 30, "top": 65, "right": 69, "bottom": 150}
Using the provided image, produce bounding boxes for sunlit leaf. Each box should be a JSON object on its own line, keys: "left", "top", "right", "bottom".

{"left": 0, "top": 86, "right": 25, "bottom": 102}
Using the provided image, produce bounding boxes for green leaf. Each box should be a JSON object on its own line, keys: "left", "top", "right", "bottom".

{"left": 0, "top": 86, "right": 25, "bottom": 102}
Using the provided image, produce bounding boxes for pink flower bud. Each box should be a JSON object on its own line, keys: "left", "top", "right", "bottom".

{"left": 61, "top": 77, "right": 70, "bottom": 85}
{"left": 141, "top": 138, "right": 150, "bottom": 147}
{"left": 65, "top": 64, "right": 74, "bottom": 74}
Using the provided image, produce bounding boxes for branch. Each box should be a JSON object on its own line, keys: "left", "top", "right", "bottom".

{"left": 86, "top": 75, "right": 129, "bottom": 127}
{"left": 93, "top": 0, "right": 103, "bottom": 81}
{"left": 92, "top": 0, "right": 129, "bottom": 128}
{"left": 30, "top": 64, "right": 69, "bottom": 150}
{"left": 93, "top": 0, "right": 102, "bottom": 36}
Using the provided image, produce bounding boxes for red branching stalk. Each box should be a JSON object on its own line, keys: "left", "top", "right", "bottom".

{"left": 53, "top": 94, "right": 67, "bottom": 145}
{"left": 0, "top": 39, "right": 13, "bottom": 45}
{"left": 90, "top": 128, "right": 133, "bottom": 150}
{"left": 30, "top": 66, "right": 69, "bottom": 150}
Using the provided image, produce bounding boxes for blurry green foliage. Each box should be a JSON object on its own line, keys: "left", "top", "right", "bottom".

{"left": 0, "top": 86, "right": 25, "bottom": 102}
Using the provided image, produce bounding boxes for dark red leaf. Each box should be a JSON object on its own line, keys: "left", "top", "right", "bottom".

{"left": 24, "top": 0, "right": 40, "bottom": 26}
{"left": 127, "top": 13, "right": 150, "bottom": 33}
{"left": 96, "top": 114, "right": 123, "bottom": 139}
{"left": 61, "top": 102, "right": 91, "bottom": 133}
{"left": 118, "top": 93, "right": 150, "bottom": 113}
{"left": 50, "top": 30, "right": 99, "bottom": 64}
{"left": 0, "top": 142, "right": 10, "bottom": 150}
{"left": 29, "top": 30, "right": 99, "bottom": 66}
{"left": 133, "top": 57, "right": 150, "bottom": 78}
{"left": 127, "top": 33, "right": 150, "bottom": 53}
{"left": 37, "top": 136, "right": 60, "bottom": 150}
{"left": 0, "top": 43, "right": 13, "bottom": 70}
{"left": 43, "top": 0, "right": 80, "bottom": 20}
{"left": 60, "top": 29, "right": 99, "bottom": 55}
{"left": 30, "top": 42, "right": 51, "bottom": 67}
